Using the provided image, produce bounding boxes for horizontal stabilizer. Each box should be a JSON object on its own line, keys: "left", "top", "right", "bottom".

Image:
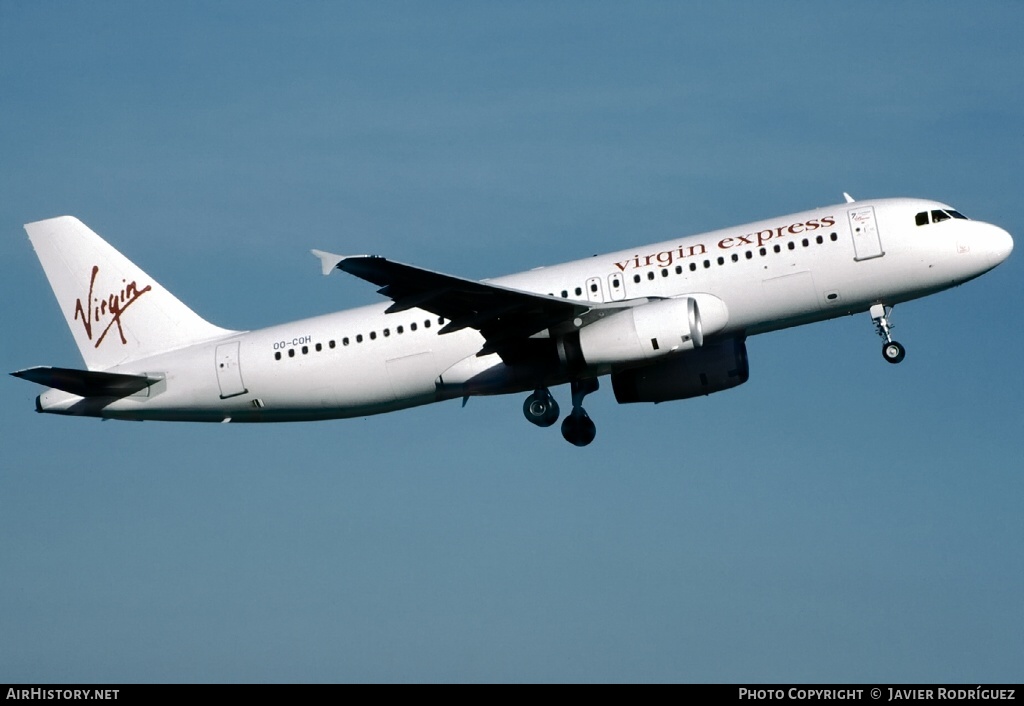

{"left": 10, "top": 366, "right": 159, "bottom": 397}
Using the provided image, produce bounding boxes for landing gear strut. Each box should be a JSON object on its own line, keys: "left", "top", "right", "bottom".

{"left": 561, "top": 377, "right": 599, "bottom": 447}
{"left": 871, "top": 304, "right": 906, "bottom": 364}
{"left": 523, "top": 388, "right": 559, "bottom": 427}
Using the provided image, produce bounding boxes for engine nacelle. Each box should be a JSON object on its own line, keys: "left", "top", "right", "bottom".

{"left": 611, "top": 337, "right": 749, "bottom": 403}
{"left": 566, "top": 295, "right": 728, "bottom": 369}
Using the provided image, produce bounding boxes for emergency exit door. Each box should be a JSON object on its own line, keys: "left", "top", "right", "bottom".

{"left": 607, "top": 273, "right": 626, "bottom": 301}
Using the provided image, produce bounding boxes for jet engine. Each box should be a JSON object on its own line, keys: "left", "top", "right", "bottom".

{"left": 611, "top": 337, "right": 749, "bottom": 403}
{"left": 559, "top": 295, "right": 729, "bottom": 370}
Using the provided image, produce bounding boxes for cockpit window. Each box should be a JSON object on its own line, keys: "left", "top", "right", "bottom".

{"left": 915, "top": 209, "right": 969, "bottom": 226}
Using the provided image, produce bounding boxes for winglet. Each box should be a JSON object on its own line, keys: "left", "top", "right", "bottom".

{"left": 311, "top": 249, "right": 345, "bottom": 276}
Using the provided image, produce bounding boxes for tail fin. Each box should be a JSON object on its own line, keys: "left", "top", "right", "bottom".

{"left": 24, "top": 216, "right": 234, "bottom": 370}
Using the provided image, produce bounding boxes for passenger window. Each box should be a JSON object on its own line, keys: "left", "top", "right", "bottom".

{"left": 369, "top": 331, "right": 376, "bottom": 340}
{"left": 315, "top": 343, "right": 322, "bottom": 352}
{"left": 575, "top": 287, "right": 582, "bottom": 296}
{"left": 690, "top": 262, "right": 697, "bottom": 271}
{"left": 647, "top": 272, "right": 655, "bottom": 280}
{"left": 661, "top": 269, "right": 668, "bottom": 277}
{"left": 356, "top": 334, "right": 363, "bottom": 343}
{"left": 274, "top": 351, "right": 281, "bottom": 361}
{"left": 634, "top": 274, "right": 641, "bottom": 283}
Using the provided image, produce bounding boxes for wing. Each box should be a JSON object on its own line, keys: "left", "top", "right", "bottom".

{"left": 312, "top": 251, "right": 626, "bottom": 356}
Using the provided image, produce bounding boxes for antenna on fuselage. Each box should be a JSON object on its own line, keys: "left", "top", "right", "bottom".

{"left": 843, "top": 192, "right": 856, "bottom": 203}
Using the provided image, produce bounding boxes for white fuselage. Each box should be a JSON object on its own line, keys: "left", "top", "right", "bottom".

{"left": 35, "top": 198, "right": 1013, "bottom": 422}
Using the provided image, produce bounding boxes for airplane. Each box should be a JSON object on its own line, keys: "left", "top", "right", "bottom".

{"left": 10, "top": 194, "right": 1014, "bottom": 446}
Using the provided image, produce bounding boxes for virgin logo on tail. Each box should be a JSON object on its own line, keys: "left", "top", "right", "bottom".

{"left": 73, "top": 265, "right": 152, "bottom": 348}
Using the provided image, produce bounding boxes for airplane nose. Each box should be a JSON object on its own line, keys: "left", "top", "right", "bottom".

{"left": 983, "top": 223, "right": 1015, "bottom": 264}
{"left": 992, "top": 225, "right": 1014, "bottom": 262}
{"left": 967, "top": 223, "right": 1013, "bottom": 274}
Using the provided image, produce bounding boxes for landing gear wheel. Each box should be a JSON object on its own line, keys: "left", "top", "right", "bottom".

{"left": 882, "top": 341, "right": 906, "bottom": 364}
{"left": 871, "top": 304, "right": 907, "bottom": 365}
{"left": 523, "top": 389, "right": 559, "bottom": 427}
{"left": 561, "top": 408, "right": 597, "bottom": 447}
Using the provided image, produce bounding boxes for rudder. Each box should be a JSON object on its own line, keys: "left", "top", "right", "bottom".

{"left": 24, "top": 216, "right": 234, "bottom": 370}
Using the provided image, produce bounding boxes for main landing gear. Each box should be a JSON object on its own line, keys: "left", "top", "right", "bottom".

{"left": 561, "top": 378, "right": 598, "bottom": 447}
{"left": 871, "top": 303, "right": 906, "bottom": 364}
{"left": 523, "top": 388, "right": 560, "bottom": 427}
{"left": 521, "top": 378, "right": 599, "bottom": 447}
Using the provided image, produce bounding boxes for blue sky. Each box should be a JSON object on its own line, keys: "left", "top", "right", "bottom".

{"left": 1, "top": 2, "right": 1021, "bottom": 683}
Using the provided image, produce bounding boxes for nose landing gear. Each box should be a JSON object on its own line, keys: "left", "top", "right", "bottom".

{"left": 871, "top": 304, "right": 906, "bottom": 364}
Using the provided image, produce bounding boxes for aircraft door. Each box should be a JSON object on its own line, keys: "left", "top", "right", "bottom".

{"left": 215, "top": 341, "right": 248, "bottom": 399}
{"left": 586, "top": 277, "right": 605, "bottom": 303}
{"left": 848, "top": 206, "right": 884, "bottom": 261}
{"left": 607, "top": 273, "right": 626, "bottom": 301}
